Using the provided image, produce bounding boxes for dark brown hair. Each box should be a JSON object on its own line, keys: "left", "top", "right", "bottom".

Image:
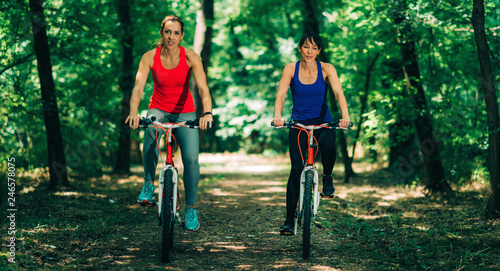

{"left": 298, "top": 32, "right": 322, "bottom": 50}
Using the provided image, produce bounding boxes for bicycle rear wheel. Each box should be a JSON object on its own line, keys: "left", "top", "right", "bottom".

{"left": 302, "top": 169, "right": 314, "bottom": 260}
{"left": 161, "top": 169, "right": 175, "bottom": 263}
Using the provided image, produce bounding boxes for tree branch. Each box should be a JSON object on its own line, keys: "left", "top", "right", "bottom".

{"left": 0, "top": 53, "right": 36, "bottom": 76}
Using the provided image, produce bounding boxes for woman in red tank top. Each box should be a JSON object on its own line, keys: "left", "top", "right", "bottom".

{"left": 125, "top": 15, "right": 212, "bottom": 231}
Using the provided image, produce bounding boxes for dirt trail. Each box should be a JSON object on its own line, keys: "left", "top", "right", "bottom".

{"left": 6, "top": 153, "right": 497, "bottom": 270}
{"left": 116, "top": 153, "right": 360, "bottom": 270}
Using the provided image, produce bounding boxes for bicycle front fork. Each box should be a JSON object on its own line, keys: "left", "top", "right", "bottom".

{"left": 295, "top": 167, "right": 320, "bottom": 235}
{"left": 158, "top": 165, "right": 181, "bottom": 226}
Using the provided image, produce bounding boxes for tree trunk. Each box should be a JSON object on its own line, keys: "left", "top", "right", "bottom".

{"left": 393, "top": 0, "right": 450, "bottom": 193}
{"left": 114, "top": 0, "right": 134, "bottom": 174}
{"left": 191, "top": 0, "right": 214, "bottom": 151}
{"left": 301, "top": 0, "right": 354, "bottom": 180}
{"left": 472, "top": 0, "right": 500, "bottom": 218}
{"left": 346, "top": 53, "right": 379, "bottom": 183}
{"left": 29, "top": 0, "right": 69, "bottom": 189}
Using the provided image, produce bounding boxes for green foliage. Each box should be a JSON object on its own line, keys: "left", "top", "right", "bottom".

{"left": 1, "top": 0, "right": 497, "bottom": 186}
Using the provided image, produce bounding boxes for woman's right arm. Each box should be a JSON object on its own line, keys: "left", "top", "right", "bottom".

{"left": 273, "top": 63, "right": 293, "bottom": 127}
{"left": 125, "top": 51, "right": 154, "bottom": 129}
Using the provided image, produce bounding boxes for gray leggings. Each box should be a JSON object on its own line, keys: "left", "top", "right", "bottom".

{"left": 143, "top": 109, "right": 200, "bottom": 206}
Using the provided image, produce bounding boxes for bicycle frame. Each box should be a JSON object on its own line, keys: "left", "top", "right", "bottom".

{"left": 139, "top": 119, "right": 199, "bottom": 225}
{"left": 138, "top": 117, "right": 200, "bottom": 263}
{"left": 154, "top": 122, "right": 186, "bottom": 226}
{"left": 273, "top": 119, "right": 351, "bottom": 259}
{"left": 295, "top": 124, "right": 323, "bottom": 235}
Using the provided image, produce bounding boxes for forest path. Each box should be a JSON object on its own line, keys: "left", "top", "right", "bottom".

{"left": 7, "top": 153, "right": 496, "bottom": 271}
{"left": 117, "top": 153, "right": 390, "bottom": 270}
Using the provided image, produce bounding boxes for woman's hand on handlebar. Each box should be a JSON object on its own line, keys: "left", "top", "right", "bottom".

{"left": 125, "top": 114, "right": 142, "bottom": 129}
{"left": 272, "top": 118, "right": 286, "bottom": 127}
{"left": 199, "top": 114, "right": 213, "bottom": 130}
{"left": 339, "top": 118, "right": 350, "bottom": 129}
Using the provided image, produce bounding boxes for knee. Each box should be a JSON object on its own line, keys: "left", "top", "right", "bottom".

{"left": 290, "top": 164, "right": 304, "bottom": 176}
{"left": 183, "top": 156, "right": 199, "bottom": 168}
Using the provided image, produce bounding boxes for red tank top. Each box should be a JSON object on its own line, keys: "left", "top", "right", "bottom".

{"left": 149, "top": 46, "right": 195, "bottom": 114}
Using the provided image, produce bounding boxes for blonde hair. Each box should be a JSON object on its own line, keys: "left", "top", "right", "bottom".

{"left": 156, "top": 15, "right": 184, "bottom": 47}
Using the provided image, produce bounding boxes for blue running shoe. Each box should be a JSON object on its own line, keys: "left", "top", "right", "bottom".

{"left": 137, "top": 182, "right": 155, "bottom": 206}
{"left": 184, "top": 207, "right": 200, "bottom": 231}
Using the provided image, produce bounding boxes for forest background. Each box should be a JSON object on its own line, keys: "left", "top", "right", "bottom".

{"left": 1, "top": 0, "right": 500, "bottom": 220}
{"left": 1, "top": 0, "right": 500, "bottom": 269}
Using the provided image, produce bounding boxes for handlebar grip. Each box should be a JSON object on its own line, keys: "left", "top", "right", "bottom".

{"left": 185, "top": 119, "right": 200, "bottom": 128}
{"left": 138, "top": 116, "right": 156, "bottom": 128}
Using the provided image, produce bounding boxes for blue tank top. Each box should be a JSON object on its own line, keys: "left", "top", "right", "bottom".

{"left": 290, "top": 61, "right": 333, "bottom": 125}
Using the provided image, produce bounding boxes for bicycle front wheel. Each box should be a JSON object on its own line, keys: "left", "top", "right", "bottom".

{"left": 302, "top": 169, "right": 314, "bottom": 260}
{"left": 161, "top": 169, "right": 175, "bottom": 263}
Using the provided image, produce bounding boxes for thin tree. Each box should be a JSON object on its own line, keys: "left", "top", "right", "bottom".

{"left": 347, "top": 53, "right": 380, "bottom": 183}
{"left": 114, "top": 0, "right": 134, "bottom": 174}
{"left": 471, "top": 0, "right": 500, "bottom": 218}
{"left": 191, "top": 0, "right": 214, "bottom": 149}
{"left": 29, "top": 0, "right": 69, "bottom": 188}
{"left": 392, "top": 0, "right": 450, "bottom": 193}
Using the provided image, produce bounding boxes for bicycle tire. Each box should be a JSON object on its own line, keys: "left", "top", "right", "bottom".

{"left": 302, "top": 170, "right": 314, "bottom": 260}
{"left": 161, "top": 169, "right": 174, "bottom": 263}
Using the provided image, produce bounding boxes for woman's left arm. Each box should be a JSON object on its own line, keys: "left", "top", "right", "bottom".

{"left": 324, "top": 63, "right": 350, "bottom": 128}
{"left": 186, "top": 49, "right": 213, "bottom": 130}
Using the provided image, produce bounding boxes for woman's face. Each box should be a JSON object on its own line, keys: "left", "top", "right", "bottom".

{"left": 299, "top": 38, "right": 321, "bottom": 63}
{"left": 161, "top": 20, "right": 184, "bottom": 48}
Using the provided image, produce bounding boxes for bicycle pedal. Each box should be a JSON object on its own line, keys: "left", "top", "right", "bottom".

{"left": 320, "top": 193, "right": 334, "bottom": 198}
{"left": 139, "top": 201, "right": 156, "bottom": 207}
{"left": 313, "top": 221, "right": 323, "bottom": 229}
{"left": 280, "top": 229, "right": 294, "bottom": 236}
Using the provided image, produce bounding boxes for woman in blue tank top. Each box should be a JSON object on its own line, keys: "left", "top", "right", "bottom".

{"left": 273, "top": 32, "right": 350, "bottom": 234}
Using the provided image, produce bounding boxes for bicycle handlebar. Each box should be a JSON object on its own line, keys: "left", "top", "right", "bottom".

{"left": 271, "top": 119, "right": 353, "bottom": 130}
{"left": 138, "top": 117, "right": 200, "bottom": 129}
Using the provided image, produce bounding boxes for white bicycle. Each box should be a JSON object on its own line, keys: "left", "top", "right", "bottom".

{"left": 273, "top": 119, "right": 352, "bottom": 259}
{"left": 139, "top": 117, "right": 199, "bottom": 263}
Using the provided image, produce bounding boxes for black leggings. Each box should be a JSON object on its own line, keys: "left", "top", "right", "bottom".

{"left": 285, "top": 128, "right": 337, "bottom": 222}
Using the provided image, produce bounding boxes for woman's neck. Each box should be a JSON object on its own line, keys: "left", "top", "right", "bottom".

{"left": 300, "top": 60, "right": 317, "bottom": 72}
{"left": 161, "top": 45, "right": 180, "bottom": 59}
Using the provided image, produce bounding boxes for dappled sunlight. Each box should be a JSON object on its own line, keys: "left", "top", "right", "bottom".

{"left": 311, "top": 266, "right": 342, "bottom": 271}
{"left": 201, "top": 164, "right": 288, "bottom": 174}
{"left": 335, "top": 184, "right": 426, "bottom": 203}
{"left": 117, "top": 176, "right": 141, "bottom": 184}
{"left": 13, "top": 153, "right": 497, "bottom": 270}
{"left": 250, "top": 187, "right": 286, "bottom": 193}
{"left": 53, "top": 191, "right": 108, "bottom": 198}
{"left": 21, "top": 186, "right": 36, "bottom": 194}
{"left": 245, "top": 180, "right": 283, "bottom": 186}
{"left": 197, "top": 153, "right": 290, "bottom": 174}
{"left": 234, "top": 165, "right": 283, "bottom": 173}
{"left": 211, "top": 188, "right": 246, "bottom": 197}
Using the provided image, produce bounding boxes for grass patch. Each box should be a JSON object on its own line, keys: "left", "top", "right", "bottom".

{"left": 318, "top": 186, "right": 500, "bottom": 270}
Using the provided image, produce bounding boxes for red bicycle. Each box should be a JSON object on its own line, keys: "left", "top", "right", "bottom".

{"left": 273, "top": 119, "right": 352, "bottom": 259}
{"left": 139, "top": 116, "right": 199, "bottom": 263}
